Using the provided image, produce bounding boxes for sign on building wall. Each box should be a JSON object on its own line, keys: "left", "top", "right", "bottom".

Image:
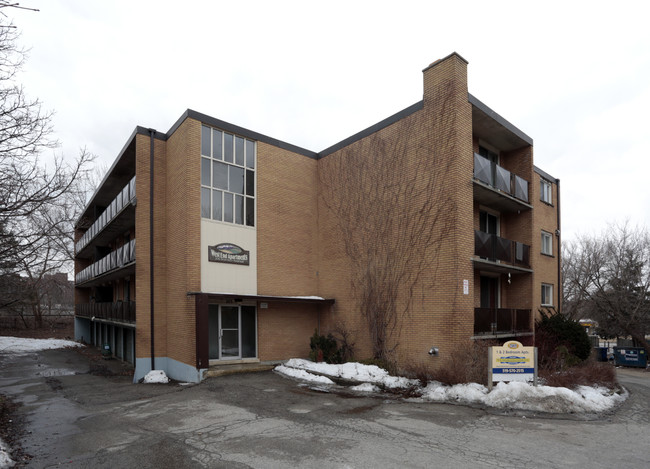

{"left": 208, "top": 243, "right": 250, "bottom": 266}
{"left": 488, "top": 340, "right": 537, "bottom": 389}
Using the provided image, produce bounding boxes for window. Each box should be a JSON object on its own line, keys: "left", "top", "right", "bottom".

{"left": 479, "top": 145, "right": 498, "bottom": 164}
{"left": 541, "top": 284, "right": 553, "bottom": 306}
{"left": 540, "top": 179, "right": 552, "bottom": 204}
{"left": 201, "top": 125, "right": 255, "bottom": 227}
{"left": 541, "top": 231, "right": 553, "bottom": 255}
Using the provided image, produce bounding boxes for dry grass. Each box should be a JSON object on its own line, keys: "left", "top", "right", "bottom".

{"left": 539, "top": 358, "right": 618, "bottom": 390}
{"left": 399, "top": 340, "right": 497, "bottom": 386}
{"left": 400, "top": 341, "right": 619, "bottom": 390}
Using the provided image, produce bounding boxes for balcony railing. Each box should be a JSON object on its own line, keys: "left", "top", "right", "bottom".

{"left": 76, "top": 301, "right": 135, "bottom": 323}
{"left": 474, "top": 231, "right": 530, "bottom": 268}
{"left": 473, "top": 153, "right": 529, "bottom": 203}
{"left": 474, "top": 308, "right": 532, "bottom": 335}
{"left": 75, "top": 176, "right": 136, "bottom": 254}
{"left": 75, "top": 239, "right": 135, "bottom": 284}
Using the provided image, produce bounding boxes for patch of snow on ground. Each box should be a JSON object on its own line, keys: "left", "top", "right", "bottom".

{"left": 282, "top": 359, "right": 418, "bottom": 388}
{"left": 0, "top": 438, "right": 13, "bottom": 469}
{"left": 277, "top": 359, "right": 627, "bottom": 413}
{"left": 143, "top": 370, "right": 169, "bottom": 384}
{"left": 349, "top": 383, "right": 380, "bottom": 393}
{"left": 275, "top": 365, "right": 335, "bottom": 385}
{"left": 0, "top": 336, "right": 80, "bottom": 354}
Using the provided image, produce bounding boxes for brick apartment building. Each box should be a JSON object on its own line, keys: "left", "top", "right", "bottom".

{"left": 74, "top": 52, "right": 561, "bottom": 382}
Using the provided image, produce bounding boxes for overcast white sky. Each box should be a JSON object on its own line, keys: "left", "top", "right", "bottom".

{"left": 8, "top": 0, "right": 650, "bottom": 241}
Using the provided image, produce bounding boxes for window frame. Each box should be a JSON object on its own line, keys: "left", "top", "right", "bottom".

{"left": 541, "top": 283, "right": 554, "bottom": 306}
{"left": 540, "top": 179, "right": 552, "bottom": 204}
{"left": 541, "top": 230, "right": 553, "bottom": 256}
{"left": 201, "top": 125, "right": 256, "bottom": 227}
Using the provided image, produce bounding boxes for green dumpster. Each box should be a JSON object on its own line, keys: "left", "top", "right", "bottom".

{"left": 613, "top": 347, "right": 647, "bottom": 368}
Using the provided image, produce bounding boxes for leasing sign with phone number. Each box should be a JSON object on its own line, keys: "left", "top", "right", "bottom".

{"left": 490, "top": 340, "right": 537, "bottom": 384}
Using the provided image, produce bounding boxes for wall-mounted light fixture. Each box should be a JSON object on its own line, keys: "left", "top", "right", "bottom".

{"left": 428, "top": 347, "right": 439, "bottom": 356}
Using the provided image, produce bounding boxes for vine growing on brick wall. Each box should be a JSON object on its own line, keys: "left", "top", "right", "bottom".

{"left": 319, "top": 81, "right": 457, "bottom": 361}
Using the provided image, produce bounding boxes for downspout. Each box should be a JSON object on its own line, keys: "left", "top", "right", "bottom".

{"left": 148, "top": 129, "right": 155, "bottom": 371}
{"left": 555, "top": 178, "right": 561, "bottom": 312}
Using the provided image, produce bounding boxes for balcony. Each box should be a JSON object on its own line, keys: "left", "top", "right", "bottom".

{"left": 76, "top": 239, "right": 135, "bottom": 285}
{"left": 474, "top": 308, "right": 532, "bottom": 336}
{"left": 473, "top": 153, "right": 531, "bottom": 212}
{"left": 75, "top": 176, "right": 136, "bottom": 258}
{"left": 474, "top": 231, "right": 532, "bottom": 274}
{"left": 76, "top": 301, "right": 135, "bottom": 323}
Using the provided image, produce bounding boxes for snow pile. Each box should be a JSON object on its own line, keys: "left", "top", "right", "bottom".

{"left": 0, "top": 336, "right": 80, "bottom": 354}
{"left": 143, "top": 370, "right": 169, "bottom": 384}
{"left": 423, "top": 380, "right": 627, "bottom": 413}
{"left": 275, "top": 365, "right": 335, "bottom": 385}
{"left": 276, "top": 359, "right": 627, "bottom": 413}
{"left": 0, "top": 438, "right": 13, "bottom": 469}
{"left": 281, "top": 358, "right": 418, "bottom": 389}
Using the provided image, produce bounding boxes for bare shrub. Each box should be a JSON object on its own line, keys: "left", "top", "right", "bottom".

{"left": 331, "top": 321, "right": 356, "bottom": 363}
{"left": 427, "top": 340, "right": 497, "bottom": 386}
{"left": 399, "top": 362, "right": 435, "bottom": 386}
{"left": 539, "top": 358, "right": 618, "bottom": 390}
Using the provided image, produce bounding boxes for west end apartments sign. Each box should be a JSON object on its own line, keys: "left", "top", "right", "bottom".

{"left": 208, "top": 243, "right": 250, "bottom": 266}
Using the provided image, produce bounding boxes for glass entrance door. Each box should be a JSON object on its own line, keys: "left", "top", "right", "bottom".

{"left": 208, "top": 305, "right": 258, "bottom": 361}
{"left": 219, "top": 306, "right": 240, "bottom": 359}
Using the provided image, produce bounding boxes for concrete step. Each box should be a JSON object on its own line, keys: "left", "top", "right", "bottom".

{"left": 205, "top": 363, "right": 276, "bottom": 378}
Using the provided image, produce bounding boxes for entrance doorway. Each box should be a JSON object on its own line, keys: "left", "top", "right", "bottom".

{"left": 208, "top": 305, "right": 257, "bottom": 360}
{"left": 480, "top": 276, "right": 499, "bottom": 309}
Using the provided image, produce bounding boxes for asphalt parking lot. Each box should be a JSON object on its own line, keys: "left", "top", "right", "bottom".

{"left": 1, "top": 346, "right": 649, "bottom": 468}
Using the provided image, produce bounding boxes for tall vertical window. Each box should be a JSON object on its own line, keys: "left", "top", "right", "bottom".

{"left": 541, "top": 284, "right": 553, "bottom": 306}
{"left": 541, "top": 231, "right": 553, "bottom": 255}
{"left": 540, "top": 179, "right": 552, "bottom": 204}
{"left": 201, "top": 125, "right": 255, "bottom": 227}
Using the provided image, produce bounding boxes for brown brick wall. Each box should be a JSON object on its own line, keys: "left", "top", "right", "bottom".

{"left": 163, "top": 117, "right": 202, "bottom": 368}
{"left": 316, "top": 53, "right": 476, "bottom": 370}
{"left": 135, "top": 133, "right": 168, "bottom": 361}
{"left": 257, "top": 302, "right": 320, "bottom": 361}
{"left": 256, "top": 143, "right": 319, "bottom": 296}
{"left": 532, "top": 173, "right": 561, "bottom": 314}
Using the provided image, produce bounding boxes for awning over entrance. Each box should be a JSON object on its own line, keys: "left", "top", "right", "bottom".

{"left": 187, "top": 291, "right": 335, "bottom": 305}
{"left": 190, "top": 291, "right": 335, "bottom": 370}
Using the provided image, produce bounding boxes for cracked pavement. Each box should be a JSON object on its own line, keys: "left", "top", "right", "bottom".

{"left": 0, "top": 347, "right": 649, "bottom": 468}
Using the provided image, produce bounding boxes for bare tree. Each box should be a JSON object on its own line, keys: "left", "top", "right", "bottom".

{"left": 0, "top": 2, "right": 39, "bottom": 18}
{"left": 561, "top": 240, "right": 590, "bottom": 321}
{"left": 319, "top": 86, "right": 457, "bottom": 361}
{"left": 0, "top": 17, "right": 95, "bottom": 327}
{"left": 564, "top": 222, "right": 650, "bottom": 351}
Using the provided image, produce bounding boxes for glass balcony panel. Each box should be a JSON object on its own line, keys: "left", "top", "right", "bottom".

{"left": 495, "top": 165, "right": 511, "bottom": 194}
{"left": 514, "top": 175, "right": 529, "bottom": 202}
{"left": 75, "top": 301, "right": 136, "bottom": 323}
{"left": 496, "top": 308, "right": 514, "bottom": 331}
{"left": 474, "top": 230, "right": 493, "bottom": 258}
{"left": 474, "top": 231, "right": 530, "bottom": 268}
{"left": 474, "top": 308, "right": 532, "bottom": 334}
{"left": 515, "top": 309, "right": 531, "bottom": 332}
{"left": 474, "top": 307, "right": 494, "bottom": 334}
{"left": 495, "top": 237, "right": 512, "bottom": 263}
{"left": 473, "top": 153, "right": 493, "bottom": 185}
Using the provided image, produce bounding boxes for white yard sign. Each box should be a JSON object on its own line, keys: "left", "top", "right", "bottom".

{"left": 488, "top": 340, "right": 537, "bottom": 389}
